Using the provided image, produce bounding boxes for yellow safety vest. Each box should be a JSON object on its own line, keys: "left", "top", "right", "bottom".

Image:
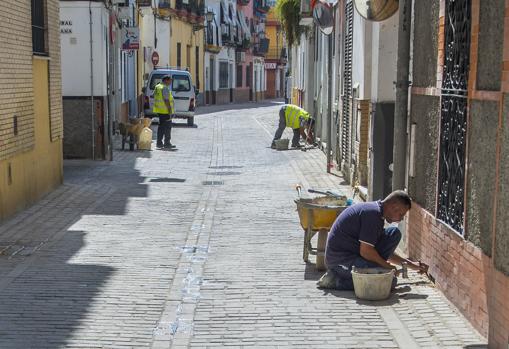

{"left": 153, "top": 83, "right": 174, "bottom": 115}
{"left": 284, "top": 105, "right": 310, "bottom": 129}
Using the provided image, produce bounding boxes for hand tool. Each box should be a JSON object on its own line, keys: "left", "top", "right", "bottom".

{"left": 307, "top": 189, "right": 343, "bottom": 199}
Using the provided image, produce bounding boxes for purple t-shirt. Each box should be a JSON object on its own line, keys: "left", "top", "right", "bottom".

{"left": 325, "top": 201, "right": 385, "bottom": 268}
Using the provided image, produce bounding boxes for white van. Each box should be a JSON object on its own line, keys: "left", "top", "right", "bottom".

{"left": 143, "top": 68, "right": 197, "bottom": 126}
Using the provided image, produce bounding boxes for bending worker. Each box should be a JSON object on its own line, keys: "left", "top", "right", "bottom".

{"left": 153, "top": 75, "right": 176, "bottom": 149}
{"left": 271, "top": 104, "right": 314, "bottom": 149}
{"left": 318, "top": 190, "right": 428, "bottom": 290}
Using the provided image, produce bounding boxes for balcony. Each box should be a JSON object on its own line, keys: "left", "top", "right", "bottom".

{"left": 265, "top": 47, "right": 287, "bottom": 61}
{"left": 236, "top": 38, "right": 251, "bottom": 50}
{"left": 175, "top": 0, "right": 205, "bottom": 20}
{"left": 253, "top": 38, "right": 269, "bottom": 56}
{"left": 299, "top": 0, "right": 313, "bottom": 25}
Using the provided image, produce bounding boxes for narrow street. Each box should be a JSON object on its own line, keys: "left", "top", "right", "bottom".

{"left": 0, "top": 102, "right": 486, "bottom": 349}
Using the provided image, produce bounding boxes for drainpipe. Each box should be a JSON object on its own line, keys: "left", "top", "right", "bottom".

{"left": 392, "top": 0, "right": 412, "bottom": 190}
{"left": 326, "top": 30, "right": 333, "bottom": 173}
{"left": 89, "top": 1, "right": 96, "bottom": 160}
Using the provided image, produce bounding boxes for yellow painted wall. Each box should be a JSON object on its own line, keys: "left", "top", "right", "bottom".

{"left": 170, "top": 19, "right": 205, "bottom": 90}
{"left": 0, "top": 58, "right": 63, "bottom": 221}
{"left": 266, "top": 25, "right": 278, "bottom": 47}
{"left": 266, "top": 9, "right": 284, "bottom": 59}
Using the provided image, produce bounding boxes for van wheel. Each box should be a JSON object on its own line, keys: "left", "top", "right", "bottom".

{"left": 187, "top": 117, "right": 194, "bottom": 126}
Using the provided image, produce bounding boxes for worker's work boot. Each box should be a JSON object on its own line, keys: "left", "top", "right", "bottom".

{"left": 271, "top": 142, "right": 276, "bottom": 149}
{"left": 317, "top": 271, "right": 336, "bottom": 289}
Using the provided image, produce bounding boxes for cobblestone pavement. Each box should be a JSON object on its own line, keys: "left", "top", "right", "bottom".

{"left": 0, "top": 101, "right": 487, "bottom": 348}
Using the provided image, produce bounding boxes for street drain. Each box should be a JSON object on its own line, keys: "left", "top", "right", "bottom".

{"left": 208, "top": 165, "right": 243, "bottom": 169}
{"left": 206, "top": 171, "right": 241, "bottom": 176}
{"left": 149, "top": 177, "right": 186, "bottom": 183}
{"left": 202, "top": 180, "right": 224, "bottom": 185}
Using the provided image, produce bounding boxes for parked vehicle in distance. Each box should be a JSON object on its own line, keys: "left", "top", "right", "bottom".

{"left": 143, "top": 68, "right": 197, "bottom": 126}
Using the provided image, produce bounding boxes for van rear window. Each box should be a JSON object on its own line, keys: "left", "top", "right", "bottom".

{"left": 149, "top": 73, "right": 191, "bottom": 92}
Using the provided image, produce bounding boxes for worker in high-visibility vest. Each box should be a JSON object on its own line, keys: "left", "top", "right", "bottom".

{"left": 271, "top": 104, "right": 315, "bottom": 149}
{"left": 153, "top": 75, "right": 175, "bottom": 149}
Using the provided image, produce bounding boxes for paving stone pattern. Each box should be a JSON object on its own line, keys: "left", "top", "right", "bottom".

{"left": 0, "top": 101, "right": 486, "bottom": 348}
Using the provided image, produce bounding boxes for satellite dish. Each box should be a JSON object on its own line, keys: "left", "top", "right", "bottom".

{"left": 313, "top": 0, "right": 335, "bottom": 35}
{"left": 353, "top": 0, "right": 398, "bottom": 22}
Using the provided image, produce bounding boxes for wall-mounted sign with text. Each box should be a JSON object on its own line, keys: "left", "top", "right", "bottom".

{"left": 264, "top": 63, "right": 277, "bottom": 69}
{"left": 121, "top": 27, "right": 140, "bottom": 50}
{"left": 60, "top": 20, "right": 72, "bottom": 34}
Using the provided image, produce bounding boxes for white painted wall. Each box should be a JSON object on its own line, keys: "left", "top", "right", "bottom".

{"left": 140, "top": 7, "right": 171, "bottom": 70}
{"left": 351, "top": 13, "right": 372, "bottom": 100}
{"left": 370, "top": 12, "right": 398, "bottom": 102}
{"left": 60, "top": 1, "right": 108, "bottom": 96}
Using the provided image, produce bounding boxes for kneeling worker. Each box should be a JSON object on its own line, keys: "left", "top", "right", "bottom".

{"left": 318, "top": 190, "right": 428, "bottom": 290}
{"left": 271, "top": 104, "right": 314, "bottom": 149}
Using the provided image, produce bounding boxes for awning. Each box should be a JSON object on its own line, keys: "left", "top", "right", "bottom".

{"left": 220, "top": 0, "right": 231, "bottom": 24}
{"left": 236, "top": 9, "right": 244, "bottom": 38}
{"left": 238, "top": 11, "right": 251, "bottom": 40}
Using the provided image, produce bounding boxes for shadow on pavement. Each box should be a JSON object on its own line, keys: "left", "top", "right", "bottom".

{"left": 303, "top": 261, "right": 323, "bottom": 281}
{"left": 0, "top": 231, "right": 113, "bottom": 348}
{"left": 464, "top": 345, "right": 488, "bottom": 349}
{"left": 0, "top": 146, "right": 152, "bottom": 347}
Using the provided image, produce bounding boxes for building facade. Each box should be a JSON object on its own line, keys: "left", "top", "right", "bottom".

{"left": 204, "top": 0, "right": 268, "bottom": 105}
{"left": 264, "top": 8, "right": 286, "bottom": 99}
{"left": 406, "top": 0, "right": 509, "bottom": 346}
{"left": 289, "top": 0, "right": 509, "bottom": 346}
{"left": 0, "top": 0, "right": 64, "bottom": 220}
{"left": 60, "top": 0, "right": 140, "bottom": 160}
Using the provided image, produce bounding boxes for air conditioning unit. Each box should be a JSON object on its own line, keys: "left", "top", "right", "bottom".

{"left": 236, "top": 51, "right": 246, "bottom": 62}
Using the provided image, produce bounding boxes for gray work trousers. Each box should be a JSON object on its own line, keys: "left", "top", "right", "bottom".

{"left": 273, "top": 107, "right": 300, "bottom": 147}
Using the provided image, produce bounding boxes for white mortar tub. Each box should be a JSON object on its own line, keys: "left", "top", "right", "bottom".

{"left": 351, "top": 267, "right": 395, "bottom": 300}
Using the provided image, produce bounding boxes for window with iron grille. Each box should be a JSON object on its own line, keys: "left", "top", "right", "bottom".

{"left": 246, "top": 64, "right": 252, "bottom": 88}
{"left": 32, "top": 0, "right": 48, "bottom": 55}
{"left": 236, "top": 64, "right": 243, "bottom": 87}
{"left": 437, "top": 0, "right": 471, "bottom": 234}
{"left": 219, "top": 62, "right": 229, "bottom": 88}
{"left": 341, "top": 0, "right": 353, "bottom": 163}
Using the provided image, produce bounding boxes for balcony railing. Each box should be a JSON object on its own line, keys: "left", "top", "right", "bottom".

{"left": 175, "top": 0, "right": 205, "bottom": 17}
{"left": 236, "top": 38, "right": 251, "bottom": 50}
{"left": 253, "top": 38, "right": 269, "bottom": 56}
{"left": 265, "top": 47, "right": 287, "bottom": 61}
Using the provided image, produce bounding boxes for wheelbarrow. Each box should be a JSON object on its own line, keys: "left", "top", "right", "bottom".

{"left": 295, "top": 188, "right": 348, "bottom": 270}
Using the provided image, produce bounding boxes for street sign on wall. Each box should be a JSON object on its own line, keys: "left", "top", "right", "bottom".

{"left": 265, "top": 62, "right": 277, "bottom": 69}
{"left": 121, "top": 27, "right": 140, "bottom": 50}
{"left": 151, "top": 51, "right": 160, "bottom": 66}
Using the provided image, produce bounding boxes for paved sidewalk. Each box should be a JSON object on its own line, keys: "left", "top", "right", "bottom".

{"left": 0, "top": 101, "right": 487, "bottom": 348}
